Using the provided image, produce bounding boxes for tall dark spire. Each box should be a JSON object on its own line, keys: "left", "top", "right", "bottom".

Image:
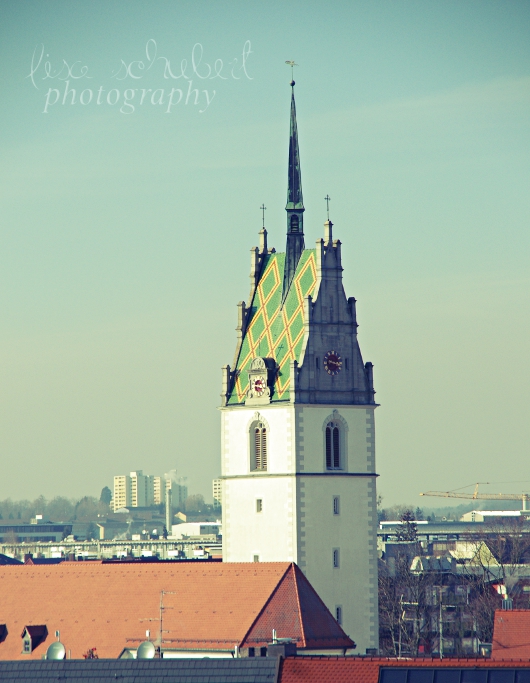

{"left": 282, "top": 81, "right": 305, "bottom": 301}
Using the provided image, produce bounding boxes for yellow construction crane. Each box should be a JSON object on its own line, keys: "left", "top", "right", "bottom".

{"left": 420, "top": 483, "right": 530, "bottom": 511}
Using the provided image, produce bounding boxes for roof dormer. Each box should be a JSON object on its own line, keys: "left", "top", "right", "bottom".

{"left": 21, "top": 625, "right": 47, "bottom": 654}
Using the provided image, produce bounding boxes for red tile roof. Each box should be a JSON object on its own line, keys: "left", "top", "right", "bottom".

{"left": 280, "top": 656, "right": 530, "bottom": 683}
{"left": 492, "top": 609, "right": 530, "bottom": 659}
{"left": 242, "top": 564, "right": 353, "bottom": 650}
{"left": 0, "top": 561, "right": 351, "bottom": 659}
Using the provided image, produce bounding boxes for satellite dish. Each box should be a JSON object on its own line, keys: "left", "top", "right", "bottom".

{"left": 46, "top": 641, "right": 66, "bottom": 660}
{"left": 137, "top": 641, "right": 156, "bottom": 659}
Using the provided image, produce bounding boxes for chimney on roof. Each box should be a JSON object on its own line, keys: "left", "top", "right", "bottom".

{"left": 266, "top": 637, "right": 297, "bottom": 658}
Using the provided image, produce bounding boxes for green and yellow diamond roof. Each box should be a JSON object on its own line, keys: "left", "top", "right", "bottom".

{"left": 228, "top": 248, "right": 317, "bottom": 404}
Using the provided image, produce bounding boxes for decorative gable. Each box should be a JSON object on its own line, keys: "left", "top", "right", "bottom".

{"left": 228, "top": 250, "right": 317, "bottom": 405}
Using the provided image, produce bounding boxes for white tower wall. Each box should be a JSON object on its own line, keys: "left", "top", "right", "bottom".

{"left": 221, "top": 403, "right": 378, "bottom": 651}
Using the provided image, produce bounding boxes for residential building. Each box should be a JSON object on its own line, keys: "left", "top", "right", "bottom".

{"left": 113, "top": 471, "right": 159, "bottom": 512}
{"left": 3, "top": 658, "right": 530, "bottom": 683}
{"left": 213, "top": 478, "right": 222, "bottom": 508}
{"left": 113, "top": 475, "right": 130, "bottom": 511}
{"left": 1, "top": 657, "right": 530, "bottom": 683}
{"left": 153, "top": 476, "right": 163, "bottom": 505}
{"left": 280, "top": 657, "right": 530, "bottom": 682}
{"left": 165, "top": 470, "right": 188, "bottom": 511}
{"left": 0, "top": 562, "right": 353, "bottom": 659}
{"left": 220, "top": 82, "right": 378, "bottom": 651}
{"left": 0, "top": 660, "right": 280, "bottom": 683}
{"left": 379, "top": 546, "right": 485, "bottom": 657}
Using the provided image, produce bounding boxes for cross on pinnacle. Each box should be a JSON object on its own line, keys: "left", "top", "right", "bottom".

{"left": 260, "top": 204, "right": 266, "bottom": 228}
{"left": 285, "top": 60, "right": 298, "bottom": 86}
{"left": 324, "top": 195, "right": 331, "bottom": 220}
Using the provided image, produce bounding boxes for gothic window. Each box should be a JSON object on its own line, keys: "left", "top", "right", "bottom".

{"left": 335, "top": 606, "right": 343, "bottom": 624}
{"left": 256, "top": 499, "right": 263, "bottom": 513}
{"left": 290, "top": 214, "right": 299, "bottom": 232}
{"left": 325, "top": 422, "right": 341, "bottom": 469}
{"left": 333, "top": 548, "right": 340, "bottom": 568}
{"left": 333, "top": 496, "right": 340, "bottom": 515}
{"left": 251, "top": 422, "right": 267, "bottom": 471}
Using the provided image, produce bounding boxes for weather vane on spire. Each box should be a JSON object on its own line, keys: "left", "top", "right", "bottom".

{"left": 285, "top": 60, "right": 298, "bottom": 87}
{"left": 260, "top": 204, "right": 266, "bottom": 228}
{"left": 324, "top": 195, "right": 331, "bottom": 221}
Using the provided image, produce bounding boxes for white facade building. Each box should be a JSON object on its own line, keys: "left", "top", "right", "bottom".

{"left": 219, "top": 84, "right": 379, "bottom": 653}
{"left": 113, "top": 470, "right": 159, "bottom": 511}
{"left": 213, "top": 478, "right": 222, "bottom": 509}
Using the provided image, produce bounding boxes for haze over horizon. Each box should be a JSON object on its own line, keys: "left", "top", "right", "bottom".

{"left": 1, "top": 1, "right": 529, "bottom": 506}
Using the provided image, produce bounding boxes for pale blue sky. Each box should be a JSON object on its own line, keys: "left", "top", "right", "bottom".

{"left": 1, "top": 1, "right": 529, "bottom": 506}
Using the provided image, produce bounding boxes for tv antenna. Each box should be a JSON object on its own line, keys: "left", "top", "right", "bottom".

{"left": 140, "top": 589, "right": 175, "bottom": 656}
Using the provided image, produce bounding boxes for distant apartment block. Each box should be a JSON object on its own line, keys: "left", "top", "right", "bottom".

{"left": 113, "top": 469, "right": 188, "bottom": 514}
{"left": 166, "top": 476, "right": 188, "bottom": 511}
{"left": 212, "top": 478, "right": 222, "bottom": 509}
{"left": 113, "top": 471, "right": 162, "bottom": 512}
{"left": 153, "top": 477, "right": 163, "bottom": 505}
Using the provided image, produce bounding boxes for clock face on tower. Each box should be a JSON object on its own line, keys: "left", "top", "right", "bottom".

{"left": 323, "top": 350, "right": 342, "bottom": 376}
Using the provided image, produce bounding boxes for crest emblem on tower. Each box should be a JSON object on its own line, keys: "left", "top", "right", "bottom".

{"left": 245, "top": 357, "right": 276, "bottom": 405}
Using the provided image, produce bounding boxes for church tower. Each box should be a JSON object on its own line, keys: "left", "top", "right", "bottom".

{"left": 220, "top": 82, "right": 379, "bottom": 653}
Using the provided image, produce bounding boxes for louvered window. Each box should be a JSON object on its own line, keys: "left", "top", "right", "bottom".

{"left": 325, "top": 422, "right": 341, "bottom": 470}
{"left": 251, "top": 422, "right": 267, "bottom": 471}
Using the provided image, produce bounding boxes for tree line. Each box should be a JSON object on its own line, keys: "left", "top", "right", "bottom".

{"left": 0, "top": 489, "right": 112, "bottom": 523}
{"left": 0, "top": 490, "right": 215, "bottom": 523}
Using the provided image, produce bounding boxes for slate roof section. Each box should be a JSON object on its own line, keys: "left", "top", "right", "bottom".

{"left": 0, "top": 554, "right": 22, "bottom": 565}
{"left": 2, "top": 656, "right": 530, "bottom": 683}
{"left": 228, "top": 249, "right": 317, "bottom": 404}
{"left": 492, "top": 609, "right": 530, "bottom": 659}
{"left": 0, "top": 561, "right": 352, "bottom": 660}
{"left": 0, "top": 658, "right": 279, "bottom": 683}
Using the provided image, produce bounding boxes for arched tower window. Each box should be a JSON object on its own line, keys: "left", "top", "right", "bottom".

{"left": 290, "top": 214, "right": 299, "bottom": 233}
{"left": 325, "top": 422, "right": 341, "bottom": 470}
{"left": 251, "top": 421, "right": 268, "bottom": 471}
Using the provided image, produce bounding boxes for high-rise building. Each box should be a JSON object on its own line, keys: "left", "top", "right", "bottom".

{"left": 112, "top": 475, "right": 130, "bottom": 512}
{"left": 113, "top": 470, "right": 159, "bottom": 511}
{"left": 220, "top": 82, "right": 379, "bottom": 651}
{"left": 153, "top": 476, "right": 163, "bottom": 505}
{"left": 165, "top": 470, "right": 188, "bottom": 511}
{"left": 213, "top": 478, "right": 222, "bottom": 509}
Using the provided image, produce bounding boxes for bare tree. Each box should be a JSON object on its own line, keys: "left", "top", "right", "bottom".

{"left": 457, "top": 516, "right": 530, "bottom": 644}
{"left": 379, "top": 544, "right": 436, "bottom": 656}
